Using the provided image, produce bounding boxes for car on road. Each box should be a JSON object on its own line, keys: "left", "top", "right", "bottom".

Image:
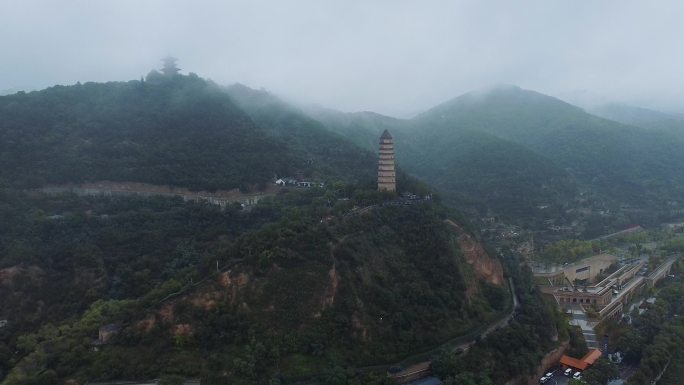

{"left": 539, "top": 372, "right": 554, "bottom": 383}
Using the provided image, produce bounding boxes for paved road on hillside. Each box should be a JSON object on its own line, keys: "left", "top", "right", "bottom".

{"left": 478, "top": 278, "right": 518, "bottom": 340}
{"left": 412, "top": 276, "right": 520, "bottom": 358}
{"left": 356, "top": 258, "right": 521, "bottom": 378}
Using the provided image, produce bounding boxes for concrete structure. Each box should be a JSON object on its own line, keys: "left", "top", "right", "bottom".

{"left": 535, "top": 254, "right": 618, "bottom": 286}
{"left": 598, "top": 255, "right": 679, "bottom": 320}
{"left": 378, "top": 129, "right": 396, "bottom": 192}
{"left": 539, "top": 255, "right": 679, "bottom": 326}
{"left": 644, "top": 256, "right": 678, "bottom": 288}
{"left": 543, "top": 259, "right": 645, "bottom": 311}
{"left": 553, "top": 286, "right": 613, "bottom": 307}
{"left": 544, "top": 254, "right": 680, "bottom": 355}
{"left": 555, "top": 260, "right": 645, "bottom": 307}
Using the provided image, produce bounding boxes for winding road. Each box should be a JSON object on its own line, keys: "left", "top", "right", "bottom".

{"left": 374, "top": 275, "right": 521, "bottom": 382}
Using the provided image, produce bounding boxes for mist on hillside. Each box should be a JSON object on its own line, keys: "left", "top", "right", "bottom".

{"left": 2, "top": 1, "right": 684, "bottom": 117}
{"left": 4, "top": 3, "right": 684, "bottom": 385}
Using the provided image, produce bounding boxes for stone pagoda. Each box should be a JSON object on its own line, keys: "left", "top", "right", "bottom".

{"left": 377, "top": 129, "right": 396, "bottom": 192}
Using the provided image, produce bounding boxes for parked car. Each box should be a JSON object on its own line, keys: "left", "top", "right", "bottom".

{"left": 573, "top": 371, "right": 582, "bottom": 379}
{"left": 564, "top": 368, "right": 573, "bottom": 376}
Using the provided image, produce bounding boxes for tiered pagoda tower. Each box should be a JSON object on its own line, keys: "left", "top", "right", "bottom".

{"left": 377, "top": 129, "right": 396, "bottom": 192}
{"left": 161, "top": 56, "right": 181, "bottom": 76}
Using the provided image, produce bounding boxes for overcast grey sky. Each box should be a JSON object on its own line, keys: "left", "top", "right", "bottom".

{"left": 1, "top": 0, "right": 683, "bottom": 116}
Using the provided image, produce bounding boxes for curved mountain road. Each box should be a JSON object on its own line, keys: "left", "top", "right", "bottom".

{"left": 354, "top": 275, "right": 520, "bottom": 379}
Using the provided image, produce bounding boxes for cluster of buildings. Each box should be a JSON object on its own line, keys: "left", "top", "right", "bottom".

{"left": 274, "top": 178, "right": 325, "bottom": 188}
{"left": 536, "top": 254, "right": 624, "bottom": 306}
{"left": 536, "top": 253, "right": 678, "bottom": 321}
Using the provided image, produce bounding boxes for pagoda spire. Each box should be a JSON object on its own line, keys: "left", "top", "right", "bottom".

{"left": 161, "top": 56, "right": 181, "bottom": 76}
{"left": 377, "top": 130, "right": 396, "bottom": 192}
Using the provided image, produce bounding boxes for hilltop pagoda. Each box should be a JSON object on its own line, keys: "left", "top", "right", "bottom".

{"left": 161, "top": 56, "right": 181, "bottom": 76}
{"left": 377, "top": 129, "right": 396, "bottom": 192}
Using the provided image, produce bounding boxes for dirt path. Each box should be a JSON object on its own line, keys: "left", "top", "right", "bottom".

{"left": 38, "top": 181, "right": 277, "bottom": 207}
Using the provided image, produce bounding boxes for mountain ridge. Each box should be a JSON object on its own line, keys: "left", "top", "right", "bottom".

{"left": 0, "top": 75, "right": 377, "bottom": 193}
{"left": 307, "top": 84, "right": 684, "bottom": 230}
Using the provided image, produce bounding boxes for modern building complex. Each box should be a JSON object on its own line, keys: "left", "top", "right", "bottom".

{"left": 535, "top": 254, "right": 618, "bottom": 286}
{"left": 378, "top": 129, "right": 396, "bottom": 192}
{"left": 536, "top": 254, "right": 679, "bottom": 321}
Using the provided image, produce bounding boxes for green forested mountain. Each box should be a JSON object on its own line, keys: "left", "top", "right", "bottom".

{"left": 399, "top": 127, "right": 577, "bottom": 218}
{"left": 412, "top": 86, "right": 684, "bottom": 207}
{"left": 0, "top": 73, "right": 374, "bottom": 192}
{"left": 309, "top": 91, "right": 579, "bottom": 221}
{"left": 304, "top": 106, "right": 407, "bottom": 151}
{"left": 0, "top": 74, "right": 532, "bottom": 384}
{"left": 0, "top": 187, "right": 513, "bottom": 384}
{"left": 310, "top": 85, "right": 684, "bottom": 225}
{"left": 224, "top": 84, "right": 376, "bottom": 184}
{"left": 5, "top": 73, "right": 660, "bottom": 384}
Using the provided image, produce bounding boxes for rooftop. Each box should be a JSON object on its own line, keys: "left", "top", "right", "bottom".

{"left": 560, "top": 348, "right": 602, "bottom": 371}
{"left": 581, "top": 349, "right": 602, "bottom": 365}
{"left": 560, "top": 355, "right": 589, "bottom": 371}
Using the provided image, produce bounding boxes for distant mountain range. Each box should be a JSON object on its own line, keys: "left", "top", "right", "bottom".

{"left": 3, "top": 73, "right": 673, "bottom": 383}
{"left": 309, "top": 85, "right": 684, "bottom": 228}
{"left": 3, "top": 75, "right": 682, "bottom": 230}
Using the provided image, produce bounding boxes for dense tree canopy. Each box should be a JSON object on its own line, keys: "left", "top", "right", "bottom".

{"left": 0, "top": 74, "right": 375, "bottom": 192}
{"left": 0, "top": 183, "right": 508, "bottom": 384}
